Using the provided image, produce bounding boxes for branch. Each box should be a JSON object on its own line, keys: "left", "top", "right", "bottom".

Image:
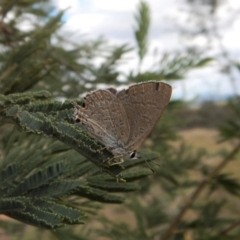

{"left": 218, "top": 220, "right": 240, "bottom": 236}
{"left": 161, "top": 142, "right": 240, "bottom": 240}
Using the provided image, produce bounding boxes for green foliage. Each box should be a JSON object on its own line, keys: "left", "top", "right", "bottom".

{"left": 134, "top": 0, "right": 150, "bottom": 67}
{"left": 128, "top": 51, "right": 213, "bottom": 82}
{"left": 0, "top": 0, "right": 240, "bottom": 239}
{"left": 97, "top": 142, "right": 240, "bottom": 239}
{"left": 0, "top": 42, "right": 158, "bottom": 227}
{"left": 0, "top": 11, "right": 64, "bottom": 94}
{"left": 210, "top": 174, "right": 240, "bottom": 196}
{"left": 0, "top": 127, "right": 153, "bottom": 228}
{"left": 90, "top": 44, "right": 133, "bottom": 85}
{"left": 219, "top": 97, "right": 240, "bottom": 142}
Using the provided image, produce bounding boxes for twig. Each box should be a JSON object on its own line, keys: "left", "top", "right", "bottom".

{"left": 218, "top": 220, "right": 240, "bottom": 236}
{"left": 161, "top": 142, "right": 240, "bottom": 240}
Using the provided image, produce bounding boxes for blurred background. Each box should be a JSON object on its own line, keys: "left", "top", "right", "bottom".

{"left": 0, "top": 0, "right": 240, "bottom": 239}
{"left": 54, "top": 0, "right": 240, "bottom": 101}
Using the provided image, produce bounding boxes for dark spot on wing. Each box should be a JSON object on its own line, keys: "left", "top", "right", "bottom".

{"left": 107, "top": 88, "right": 118, "bottom": 95}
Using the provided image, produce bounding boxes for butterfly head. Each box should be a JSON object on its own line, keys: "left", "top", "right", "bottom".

{"left": 129, "top": 150, "right": 138, "bottom": 160}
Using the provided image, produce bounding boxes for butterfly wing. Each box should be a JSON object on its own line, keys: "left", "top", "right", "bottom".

{"left": 116, "top": 81, "right": 172, "bottom": 152}
{"left": 73, "top": 89, "right": 130, "bottom": 150}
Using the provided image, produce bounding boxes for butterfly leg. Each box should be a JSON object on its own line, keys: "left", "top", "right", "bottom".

{"left": 116, "top": 174, "right": 126, "bottom": 183}
{"left": 107, "top": 157, "right": 125, "bottom": 169}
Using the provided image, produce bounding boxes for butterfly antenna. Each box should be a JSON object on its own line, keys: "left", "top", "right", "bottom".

{"left": 145, "top": 160, "right": 156, "bottom": 174}
{"left": 138, "top": 151, "right": 156, "bottom": 174}
{"left": 150, "top": 160, "right": 162, "bottom": 168}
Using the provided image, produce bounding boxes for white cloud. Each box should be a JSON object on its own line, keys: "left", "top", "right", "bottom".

{"left": 53, "top": 0, "right": 240, "bottom": 100}
{"left": 92, "top": 0, "right": 138, "bottom": 11}
{"left": 64, "top": 13, "right": 106, "bottom": 33}
{"left": 54, "top": 0, "right": 79, "bottom": 11}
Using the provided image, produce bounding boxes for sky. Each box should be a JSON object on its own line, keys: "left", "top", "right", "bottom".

{"left": 53, "top": 0, "right": 240, "bottom": 101}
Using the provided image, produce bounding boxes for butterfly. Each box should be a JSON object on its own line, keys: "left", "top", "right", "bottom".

{"left": 73, "top": 81, "right": 172, "bottom": 166}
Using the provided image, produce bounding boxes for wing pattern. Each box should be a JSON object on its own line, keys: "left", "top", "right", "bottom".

{"left": 73, "top": 81, "right": 172, "bottom": 158}
{"left": 73, "top": 89, "right": 130, "bottom": 151}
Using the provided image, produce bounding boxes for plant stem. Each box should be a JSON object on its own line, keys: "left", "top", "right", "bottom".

{"left": 161, "top": 142, "right": 240, "bottom": 240}
{"left": 218, "top": 220, "right": 240, "bottom": 236}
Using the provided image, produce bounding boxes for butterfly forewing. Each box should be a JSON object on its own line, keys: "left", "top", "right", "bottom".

{"left": 74, "top": 89, "right": 130, "bottom": 149}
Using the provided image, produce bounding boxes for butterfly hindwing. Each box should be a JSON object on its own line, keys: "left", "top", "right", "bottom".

{"left": 116, "top": 81, "right": 172, "bottom": 152}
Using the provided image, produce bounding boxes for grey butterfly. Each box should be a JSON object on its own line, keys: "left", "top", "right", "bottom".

{"left": 73, "top": 81, "right": 172, "bottom": 166}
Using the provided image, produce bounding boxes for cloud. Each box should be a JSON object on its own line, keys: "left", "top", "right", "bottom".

{"left": 53, "top": 0, "right": 240, "bottom": 100}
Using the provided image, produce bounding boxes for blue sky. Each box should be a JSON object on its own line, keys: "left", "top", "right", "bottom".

{"left": 53, "top": 0, "right": 240, "bottom": 101}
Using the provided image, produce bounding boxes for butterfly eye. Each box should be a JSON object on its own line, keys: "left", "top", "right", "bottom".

{"left": 75, "top": 118, "right": 81, "bottom": 123}
{"left": 129, "top": 150, "right": 137, "bottom": 159}
{"left": 81, "top": 102, "right": 86, "bottom": 108}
